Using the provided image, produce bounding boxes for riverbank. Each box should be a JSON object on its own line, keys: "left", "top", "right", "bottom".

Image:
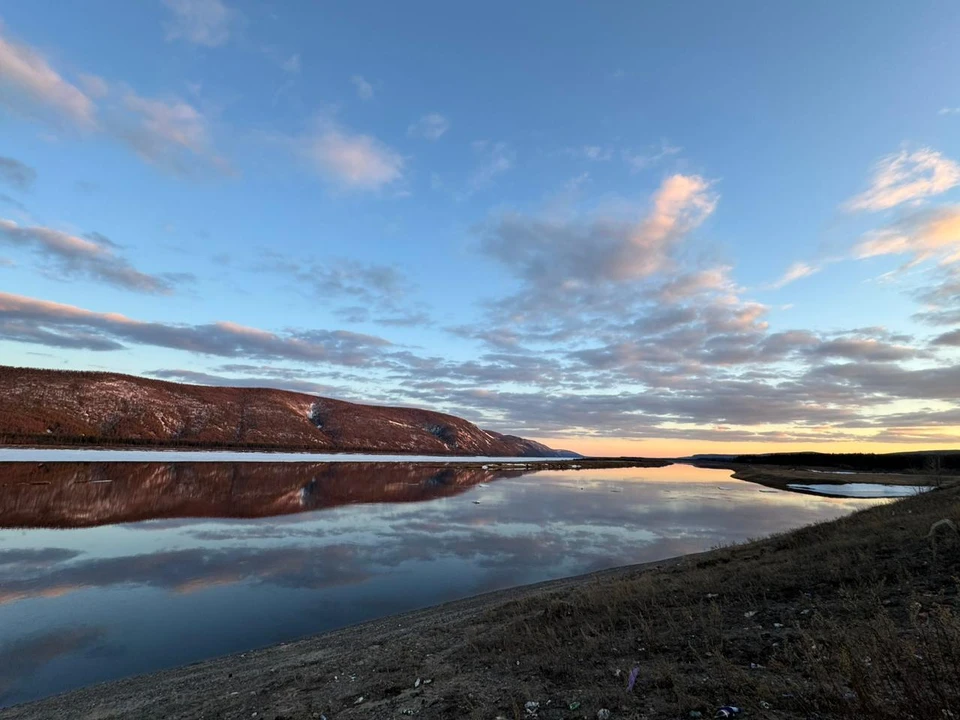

{"left": 3, "top": 482, "right": 958, "bottom": 719}
{"left": 697, "top": 462, "right": 959, "bottom": 492}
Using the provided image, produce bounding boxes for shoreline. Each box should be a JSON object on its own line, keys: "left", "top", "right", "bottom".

{"left": 4, "top": 483, "right": 959, "bottom": 719}
{"left": 0, "top": 447, "right": 669, "bottom": 468}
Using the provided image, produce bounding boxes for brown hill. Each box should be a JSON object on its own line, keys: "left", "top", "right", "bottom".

{"left": 0, "top": 366, "right": 575, "bottom": 456}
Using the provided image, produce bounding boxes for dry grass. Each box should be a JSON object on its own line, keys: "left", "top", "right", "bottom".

{"left": 458, "top": 485, "right": 960, "bottom": 719}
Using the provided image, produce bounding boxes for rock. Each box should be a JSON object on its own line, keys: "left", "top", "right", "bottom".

{"left": 715, "top": 707, "right": 741, "bottom": 718}
{"left": 524, "top": 700, "right": 540, "bottom": 716}
{"left": 414, "top": 678, "right": 421, "bottom": 688}
{"left": 743, "top": 610, "right": 758, "bottom": 618}
{"left": 597, "top": 710, "right": 612, "bottom": 720}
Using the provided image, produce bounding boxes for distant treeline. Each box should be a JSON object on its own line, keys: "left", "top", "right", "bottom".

{"left": 732, "top": 451, "right": 960, "bottom": 473}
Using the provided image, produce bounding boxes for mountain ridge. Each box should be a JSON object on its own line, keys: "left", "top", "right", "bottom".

{"left": 0, "top": 366, "right": 577, "bottom": 457}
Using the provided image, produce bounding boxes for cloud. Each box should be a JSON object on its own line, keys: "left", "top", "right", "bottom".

{"left": 854, "top": 206, "right": 960, "bottom": 266}
{"left": 0, "top": 27, "right": 96, "bottom": 126}
{"left": 407, "top": 113, "right": 449, "bottom": 141}
{"left": 769, "top": 261, "right": 820, "bottom": 289}
{"left": 805, "top": 337, "right": 917, "bottom": 362}
{"left": 810, "top": 361, "right": 960, "bottom": 402}
{"left": 0, "top": 27, "right": 228, "bottom": 177}
{"left": 623, "top": 140, "right": 682, "bottom": 172}
{"left": 938, "top": 108, "right": 960, "bottom": 116}
{"left": 302, "top": 121, "right": 404, "bottom": 190}
{"left": 932, "top": 328, "right": 960, "bottom": 346}
{"left": 281, "top": 54, "right": 301, "bottom": 74}
{"left": 912, "top": 274, "right": 960, "bottom": 327}
{"left": 562, "top": 145, "right": 614, "bottom": 162}
{"left": 0, "top": 156, "right": 36, "bottom": 191}
{"left": 78, "top": 72, "right": 109, "bottom": 98}
{"left": 469, "top": 141, "right": 514, "bottom": 189}
{"left": 0, "top": 292, "right": 393, "bottom": 366}
{"left": 265, "top": 255, "right": 431, "bottom": 327}
{"left": 115, "top": 90, "right": 227, "bottom": 174}
{"left": 480, "top": 174, "right": 717, "bottom": 294}
{"left": 0, "top": 219, "right": 175, "bottom": 293}
{"left": 845, "top": 147, "right": 960, "bottom": 212}
{"left": 350, "top": 74, "right": 374, "bottom": 100}
{"left": 162, "top": 0, "right": 237, "bottom": 47}
{"left": 0, "top": 194, "right": 26, "bottom": 212}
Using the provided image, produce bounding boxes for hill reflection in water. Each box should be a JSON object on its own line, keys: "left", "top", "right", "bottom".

{"left": 0, "top": 462, "right": 520, "bottom": 528}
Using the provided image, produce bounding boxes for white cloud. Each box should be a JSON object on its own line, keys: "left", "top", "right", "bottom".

{"left": 407, "top": 113, "right": 449, "bottom": 141}
{"left": 938, "top": 108, "right": 960, "bottom": 116}
{"left": 480, "top": 173, "right": 718, "bottom": 289}
{"left": 123, "top": 93, "right": 208, "bottom": 154}
{"left": 845, "top": 147, "right": 960, "bottom": 212}
{"left": 115, "top": 91, "right": 227, "bottom": 175}
{"left": 854, "top": 206, "right": 960, "bottom": 266}
{"left": 0, "top": 26, "right": 226, "bottom": 176}
{"left": 769, "top": 261, "right": 821, "bottom": 289}
{"left": 162, "top": 0, "right": 236, "bottom": 47}
{"left": 0, "top": 218, "right": 174, "bottom": 293}
{"left": 614, "top": 174, "right": 717, "bottom": 279}
{"left": 0, "top": 27, "right": 96, "bottom": 126}
{"left": 469, "top": 141, "right": 514, "bottom": 189}
{"left": 303, "top": 121, "right": 404, "bottom": 190}
{"left": 351, "top": 75, "right": 374, "bottom": 101}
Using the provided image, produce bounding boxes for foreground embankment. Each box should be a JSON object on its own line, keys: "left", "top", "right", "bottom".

{"left": 3, "top": 479, "right": 958, "bottom": 719}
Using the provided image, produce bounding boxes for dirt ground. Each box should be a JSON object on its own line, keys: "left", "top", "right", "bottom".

{"left": 3, "top": 481, "right": 959, "bottom": 720}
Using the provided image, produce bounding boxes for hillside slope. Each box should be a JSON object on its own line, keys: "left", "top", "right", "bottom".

{"left": 0, "top": 366, "right": 574, "bottom": 456}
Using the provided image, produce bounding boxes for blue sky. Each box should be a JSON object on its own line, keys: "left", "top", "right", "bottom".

{"left": 2, "top": 0, "right": 960, "bottom": 454}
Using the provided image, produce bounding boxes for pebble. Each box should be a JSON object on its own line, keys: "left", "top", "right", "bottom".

{"left": 597, "top": 710, "right": 611, "bottom": 720}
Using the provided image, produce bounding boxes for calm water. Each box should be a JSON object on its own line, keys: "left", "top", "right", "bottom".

{"left": 0, "top": 462, "right": 885, "bottom": 707}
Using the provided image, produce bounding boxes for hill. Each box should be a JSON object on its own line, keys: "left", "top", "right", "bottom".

{"left": 0, "top": 366, "right": 576, "bottom": 457}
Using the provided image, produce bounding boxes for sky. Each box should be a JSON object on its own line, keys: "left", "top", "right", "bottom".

{"left": 1, "top": 0, "right": 960, "bottom": 456}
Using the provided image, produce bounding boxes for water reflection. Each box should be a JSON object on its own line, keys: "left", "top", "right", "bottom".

{"left": 0, "top": 462, "right": 884, "bottom": 707}
{"left": 0, "top": 462, "right": 517, "bottom": 528}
